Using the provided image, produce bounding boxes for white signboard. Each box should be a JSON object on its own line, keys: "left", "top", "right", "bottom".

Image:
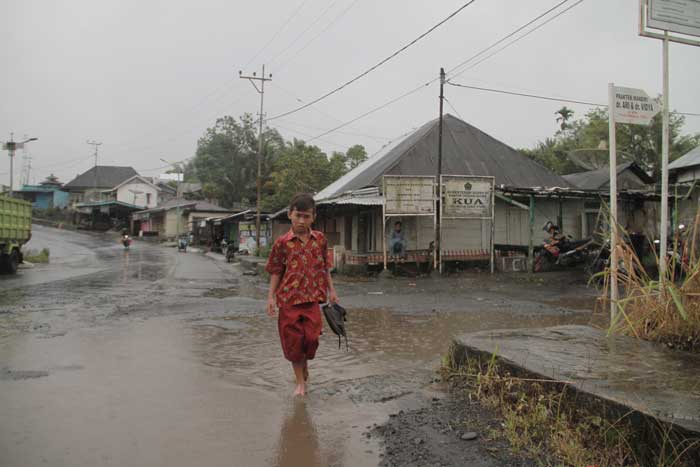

{"left": 442, "top": 176, "right": 494, "bottom": 219}
{"left": 383, "top": 176, "right": 435, "bottom": 215}
{"left": 613, "top": 86, "right": 661, "bottom": 125}
{"left": 159, "top": 173, "right": 183, "bottom": 182}
{"left": 648, "top": 0, "right": 700, "bottom": 38}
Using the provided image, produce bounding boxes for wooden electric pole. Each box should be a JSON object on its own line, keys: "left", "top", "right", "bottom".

{"left": 239, "top": 65, "right": 272, "bottom": 254}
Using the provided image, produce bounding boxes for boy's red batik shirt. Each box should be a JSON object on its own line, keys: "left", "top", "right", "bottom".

{"left": 265, "top": 229, "right": 329, "bottom": 307}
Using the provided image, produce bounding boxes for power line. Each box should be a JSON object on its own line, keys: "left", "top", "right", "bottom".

{"left": 274, "top": 0, "right": 362, "bottom": 72}
{"left": 289, "top": 1, "right": 586, "bottom": 143}
{"left": 443, "top": 97, "right": 464, "bottom": 120}
{"left": 243, "top": 0, "right": 312, "bottom": 68}
{"left": 445, "top": 0, "right": 570, "bottom": 78}
{"left": 448, "top": 0, "right": 586, "bottom": 80}
{"left": 446, "top": 81, "right": 700, "bottom": 118}
{"left": 447, "top": 81, "right": 602, "bottom": 106}
{"left": 267, "top": 0, "right": 344, "bottom": 66}
{"left": 266, "top": 0, "right": 479, "bottom": 121}
{"left": 303, "top": 79, "right": 436, "bottom": 143}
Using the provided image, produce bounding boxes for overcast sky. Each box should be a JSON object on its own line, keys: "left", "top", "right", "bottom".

{"left": 2, "top": 0, "right": 699, "bottom": 187}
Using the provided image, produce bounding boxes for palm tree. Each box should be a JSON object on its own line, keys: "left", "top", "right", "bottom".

{"left": 555, "top": 107, "right": 575, "bottom": 131}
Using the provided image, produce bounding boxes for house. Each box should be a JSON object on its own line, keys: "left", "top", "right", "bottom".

{"left": 131, "top": 198, "right": 234, "bottom": 240}
{"left": 110, "top": 175, "right": 159, "bottom": 209}
{"left": 17, "top": 174, "right": 70, "bottom": 209}
{"left": 563, "top": 163, "right": 658, "bottom": 237}
{"left": 670, "top": 146, "right": 700, "bottom": 227}
{"left": 563, "top": 162, "right": 654, "bottom": 191}
{"left": 63, "top": 166, "right": 138, "bottom": 206}
{"left": 314, "top": 114, "right": 590, "bottom": 269}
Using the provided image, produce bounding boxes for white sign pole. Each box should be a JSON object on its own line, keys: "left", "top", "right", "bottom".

{"left": 490, "top": 183, "right": 495, "bottom": 274}
{"left": 659, "top": 30, "right": 670, "bottom": 278}
{"left": 608, "top": 83, "right": 619, "bottom": 324}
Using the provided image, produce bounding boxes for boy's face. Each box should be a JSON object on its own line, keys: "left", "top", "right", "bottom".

{"left": 288, "top": 207, "right": 315, "bottom": 235}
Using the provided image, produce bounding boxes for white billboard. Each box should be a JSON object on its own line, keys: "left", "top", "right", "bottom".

{"left": 383, "top": 176, "right": 435, "bottom": 215}
{"left": 158, "top": 173, "right": 183, "bottom": 182}
{"left": 648, "top": 0, "right": 700, "bottom": 38}
{"left": 442, "top": 176, "right": 494, "bottom": 219}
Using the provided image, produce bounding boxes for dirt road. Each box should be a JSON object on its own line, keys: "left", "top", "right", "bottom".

{"left": 0, "top": 227, "right": 596, "bottom": 466}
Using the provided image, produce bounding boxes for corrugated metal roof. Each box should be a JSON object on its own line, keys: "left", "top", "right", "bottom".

{"left": 669, "top": 146, "right": 700, "bottom": 171}
{"left": 316, "top": 114, "right": 572, "bottom": 201}
{"left": 562, "top": 162, "right": 653, "bottom": 190}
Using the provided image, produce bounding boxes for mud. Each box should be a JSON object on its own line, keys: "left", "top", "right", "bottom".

{"left": 370, "top": 392, "right": 537, "bottom": 467}
{"left": 0, "top": 226, "right": 599, "bottom": 467}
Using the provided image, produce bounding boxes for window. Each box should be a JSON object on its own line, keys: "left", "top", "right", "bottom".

{"left": 146, "top": 193, "right": 151, "bottom": 205}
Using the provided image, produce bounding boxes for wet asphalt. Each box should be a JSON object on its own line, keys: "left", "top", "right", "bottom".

{"left": 0, "top": 226, "right": 598, "bottom": 467}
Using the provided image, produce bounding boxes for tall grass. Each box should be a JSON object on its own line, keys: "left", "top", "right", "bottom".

{"left": 598, "top": 210, "right": 700, "bottom": 352}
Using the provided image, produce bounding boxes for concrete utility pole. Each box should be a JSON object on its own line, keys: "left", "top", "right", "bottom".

{"left": 435, "top": 67, "right": 445, "bottom": 273}
{"left": 87, "top": 140, "right": 102, "bottom": 200}
{"left": 239, "top": 65, "right": 272, "bottom": 254}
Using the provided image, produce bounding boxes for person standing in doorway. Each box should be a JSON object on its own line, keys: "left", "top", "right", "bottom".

{"left": 265, "top": 193, "right": 339, "bottom": 396}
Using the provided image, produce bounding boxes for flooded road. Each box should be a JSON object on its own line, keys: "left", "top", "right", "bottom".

{"left": 1, "top": 227, "right": 597, "bottom": 467}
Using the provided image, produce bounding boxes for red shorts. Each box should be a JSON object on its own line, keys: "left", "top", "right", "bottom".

{"left": 278, "top": 302, "right": 323, "bottom": 362}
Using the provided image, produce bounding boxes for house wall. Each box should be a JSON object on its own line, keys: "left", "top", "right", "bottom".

{"left": 678, "top": 190, "right": 699, "bottom": 227}
{"left": 676, "top": 166, "right": 700, "bottom": 184}
{"left": 116, "top": 181, "right": 158, "bottom": 208}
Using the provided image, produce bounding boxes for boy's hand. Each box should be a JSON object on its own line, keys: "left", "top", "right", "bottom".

{"left": 329, "top": 289, "right": 339, "bottom": 304}
{"left": 266, "top": 297, "right": 277, "bottom": 318}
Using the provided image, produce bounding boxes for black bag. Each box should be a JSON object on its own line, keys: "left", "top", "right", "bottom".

{"left": 322, "top": 303, "right": 348, "bottom": 350}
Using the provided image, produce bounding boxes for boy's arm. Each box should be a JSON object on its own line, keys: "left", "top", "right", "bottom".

{"left": 327, "top": 270, "right": 339, "bottom": 304}
{"left": 267, "top": 273, "right": 281, "bottom": 317}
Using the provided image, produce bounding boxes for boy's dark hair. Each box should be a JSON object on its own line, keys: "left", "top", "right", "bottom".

{"left": 395, "top": 221, "right": 402, "bottom": 227}
{"left": 289, "top": 193, "right": 316, "bottom": 212}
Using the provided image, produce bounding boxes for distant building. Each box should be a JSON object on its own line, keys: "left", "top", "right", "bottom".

{"left": 64, "top": 165, "right": 140, "bottom": 206}
{"left": 17, "top": 174, "right": 70, "bottom": 209}
{"left": 669, "top": 146, "right": 700, "bottom": 227}
{"left": 131, "top": 198, "right": 234, "bottom": 239}
{"left": 563, "top": 162, "right": 654, "bottom": 191}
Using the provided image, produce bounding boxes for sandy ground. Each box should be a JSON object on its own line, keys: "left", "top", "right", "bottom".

{"left": 0, "top": 226, "right": 599, "bottom": 467}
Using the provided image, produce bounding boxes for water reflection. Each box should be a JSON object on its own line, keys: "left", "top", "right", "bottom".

{"left": 272, "top": 399, "right": 321, "bottom": 467}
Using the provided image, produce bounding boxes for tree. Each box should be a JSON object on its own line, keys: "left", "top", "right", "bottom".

{"left": 521, "top": 106, "right": 700, "bottom": 178}
{"left": 193, "top": 114, "right": 283, "bottom": 207}
{"left": 345, "top": 144, "right": 368, "bottom": 169}
{"left": 263, "top": 139, "right": 337, "bottom": 211}
{"left": 555, "top": 106, "right": 575, "bottom": 131}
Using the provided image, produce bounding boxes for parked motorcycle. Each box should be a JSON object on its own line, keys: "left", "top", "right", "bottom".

{"left": 122, "top": 235, "right": 132, "bottom": 250}
{"left": 177, "top": 236, "right": 188, "bottom": 253}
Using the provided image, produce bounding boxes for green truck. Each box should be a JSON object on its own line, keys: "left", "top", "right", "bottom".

{"left": 0, "top": 195, "right": 32, "bottom": 274}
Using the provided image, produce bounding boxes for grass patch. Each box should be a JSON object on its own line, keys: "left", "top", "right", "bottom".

{"left": 441, "top": 346, "right": 699, "bottom": 467}
{"left": 597, "top": 210, "right": 700, "bottom": 352}
{"left": 23, "top": 248, "right": 50, "bottom": 264}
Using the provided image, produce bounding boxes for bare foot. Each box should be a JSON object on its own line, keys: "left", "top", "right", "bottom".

{"left": 293, "top": 383, "right": 306, "bottom": 397}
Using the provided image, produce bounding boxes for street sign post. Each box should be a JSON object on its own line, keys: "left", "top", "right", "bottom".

{"left": 639, "top": 0, "right": 700, "bottom": 279}
{"left": 608, "top": 84, "right": 660, "bottom": 324}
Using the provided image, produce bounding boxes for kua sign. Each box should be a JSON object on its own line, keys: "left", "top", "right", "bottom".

{"left": 441, "top": 176, "right": 494, "bottom": 219}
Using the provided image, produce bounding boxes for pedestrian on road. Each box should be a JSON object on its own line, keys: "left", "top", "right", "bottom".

{"left": 265, "top": 193, "right": 339, "bottom": 396}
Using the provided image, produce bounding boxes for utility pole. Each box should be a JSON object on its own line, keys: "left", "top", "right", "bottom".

{"left": 435, "top": 67, "right": 445, "bottom": 273}
{"left": 3, "top": 133, "right": 38, "bottom": 197}
{"left": 20, "top": 134, "right": 32, "bottom": 187}
{"left": 87, "top": 140, "right": 102, "bottom": 201}
{"left": 239, "top": 65, "right": 272, "bottom": 254}
{"left": 8, "top": 133, "right": 15, "bottom": 196}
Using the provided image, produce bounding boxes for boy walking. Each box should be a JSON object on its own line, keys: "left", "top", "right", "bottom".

{"left": 265, "top": 193, "right": 339, "bottom": 396}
